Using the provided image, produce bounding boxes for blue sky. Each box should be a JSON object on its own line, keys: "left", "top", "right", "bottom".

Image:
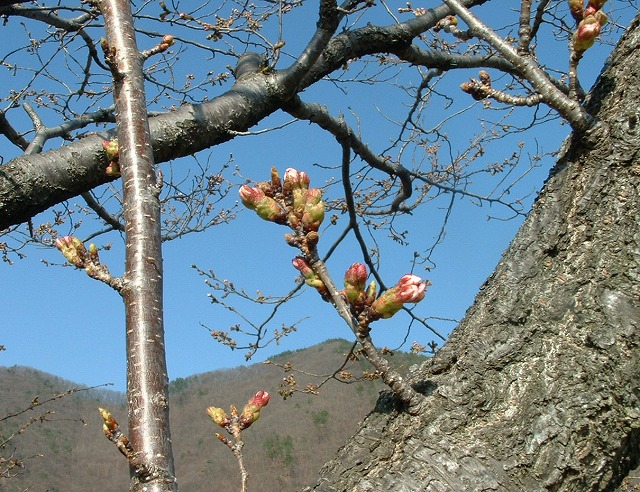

{"left": 0, "top": 1, "right": 633, "bottom": 392}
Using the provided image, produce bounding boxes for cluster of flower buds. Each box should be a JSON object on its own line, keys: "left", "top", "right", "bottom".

{"left": 239, "top": 167, "right": 325, "bottom": 233}
{"left": 207, "top": 390, "right": 270, "bottom": 436}
{"left": 102, "top": 139, "right": 120, "bottom": 177}
{"left": 55, "top": 236, "right": 100, "bottom": 268}
{"left": 339, "top": 262, "right": 428, "bottom": 323}
{"left": 397, "top": 2, "right": 427, "bottom": 17}
{"left": 569, "top": 0, "right": 608, "bottom": 53}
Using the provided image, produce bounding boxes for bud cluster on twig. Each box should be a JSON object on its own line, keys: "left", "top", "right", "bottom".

{"left": 569, "top": 0, "right": 608, "bottom": 54}
{"left": 207, "top": 390, "right": 270, "bottom": 445}
{"left": 239, "top": 167, "right": 324, "bottom": 233}
{"left": 240, "top": 167, "right": 430, "bottom": 413}
{"left": 239, "top": 168, "right": 429, "bottom": 335}
{"left": 55, "top": 236, "right": 123, "bottom": 291}
{"left": 340, "top": 262, "right": 429, "bottom": 334}
{"left": 102, "top": 139, "right": 120, "bottom": 177}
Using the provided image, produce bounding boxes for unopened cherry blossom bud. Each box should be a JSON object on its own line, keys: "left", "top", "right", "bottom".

{"left": 460, "top": 81, "right": 472, "bottom": 94}
{"left": 239, "top": 185, "right": 286, "bottom": 223}
{"left": 343, "top": 263, "right": 368, "bottom": 303}
{"left": 306, "top": 231, "right": 320, "bottom": 247}
{"left": 102, "top": 139, "right": 119, "bottom": 161}
{"left": 370, "top": 274, "right": 427, "bottom": 319}
{"left": 478, "top": 70, "right": 491, "bottom": 86}
{"left": 207, "top": 406, "right": 230, "bottom": 427}
{"left": 55, "top": 236, "right": 87, "bottom": 268}
{"left": 573, "top": 11, "right": 606, "bottom": 52}
{"left": 161, "top": 35, "right": 174, "bottom": 48}
{"left": 301, "top": 188, "right": 325, "bottom": 232}
{"left": 283, "top": 168, "right": 310, "bottom": 191}
{"left": 249, "top": 390, "right": 270, "bottom": 408}
{"left": 105, "top": 161, "right": 120, "bottom": 177}
{"left": 99, "top": 407, "right": 117, "bottom": 433}
{"left": 239, "top": 391, "right": 270, "bottom": 429}
{"left": 284, "top": 168, "right": 311, "bottom": 212}
{"left": 292, "top": 257, "right": 329, "bottom": 296}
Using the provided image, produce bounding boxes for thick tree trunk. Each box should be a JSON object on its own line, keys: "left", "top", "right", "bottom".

{"left": 309, "top": 12, "right": 640, "bottom": 492}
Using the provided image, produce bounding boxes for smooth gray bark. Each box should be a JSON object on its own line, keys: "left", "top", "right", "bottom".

{"left": 308, "top": 12, "right": 640, "bottom": 492}
{"left": 101, "top": 0, "right": 176, "bottom": 488}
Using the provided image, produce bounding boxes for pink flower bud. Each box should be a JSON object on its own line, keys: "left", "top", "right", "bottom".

{"left": 343, "top": 263, "right": 368, "bottom": 303}
{"left": 283, "top": 168, "right": 310, "bottom": 191}
{"left": 207, "top": 406, "right": 230, "bottom": 427}
{"left": 370, "top": 274, "right": 427, "bottom": 319}
{"left": 292, "top": 257, "right": 329, "bottom": 297}
{"left": 105, "top": 161, "right": 120, "bottom": 177}
{"left": 239, "top": 185, "right": 286, "bottom": 223}
{"left": 239, "top": 391, "right": 270, "bottom": 429}
{"left": 292, "top": 256, "right": 314, "bottom": 278}
{"left": 573, "top": 12, "right": 606, "bottom": 52}
{"left": 55, "top": 236, "right": 87, "bottom": 268}
{"left": 283, "top": 168, "right": 311, "bottom": 212}
{"left": 248, "top": 390, "right": 270, "bottom": 409}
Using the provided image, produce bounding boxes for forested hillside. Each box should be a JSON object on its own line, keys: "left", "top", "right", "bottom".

{"left": 0, "top": 339, "right": 424, "bottom": 491}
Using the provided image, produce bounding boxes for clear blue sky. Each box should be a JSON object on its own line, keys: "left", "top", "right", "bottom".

{"left": 0, "top": 1, "right": 632, "bottom": 392}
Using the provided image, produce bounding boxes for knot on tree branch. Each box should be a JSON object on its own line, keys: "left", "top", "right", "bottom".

{"left": 233, "top": 52, "right": 267, "bottom": 81}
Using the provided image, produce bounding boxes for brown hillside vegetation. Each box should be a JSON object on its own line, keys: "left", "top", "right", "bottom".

{"left": 0, "top": 339, "right": 425, "bottom": 491}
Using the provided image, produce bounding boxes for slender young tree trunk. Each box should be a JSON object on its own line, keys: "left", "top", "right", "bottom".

{"left": 309, "top": 11, "right": 640, "bottom": 492}
{"left": 100, "top": 0, "right": 176, "bottom": 490}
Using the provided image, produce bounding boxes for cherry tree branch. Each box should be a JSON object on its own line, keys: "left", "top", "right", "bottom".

{"left": 443, "top": 0, "right": 596, "bottom": 133}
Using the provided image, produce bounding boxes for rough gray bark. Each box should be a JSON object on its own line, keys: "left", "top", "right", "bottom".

{"left": 309, "top": 12, "right": 640, "bottom": 492}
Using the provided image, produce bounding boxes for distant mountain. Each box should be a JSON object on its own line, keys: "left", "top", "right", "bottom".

{"left": 0, "top": 339, "right": 425, "bottom": 491}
